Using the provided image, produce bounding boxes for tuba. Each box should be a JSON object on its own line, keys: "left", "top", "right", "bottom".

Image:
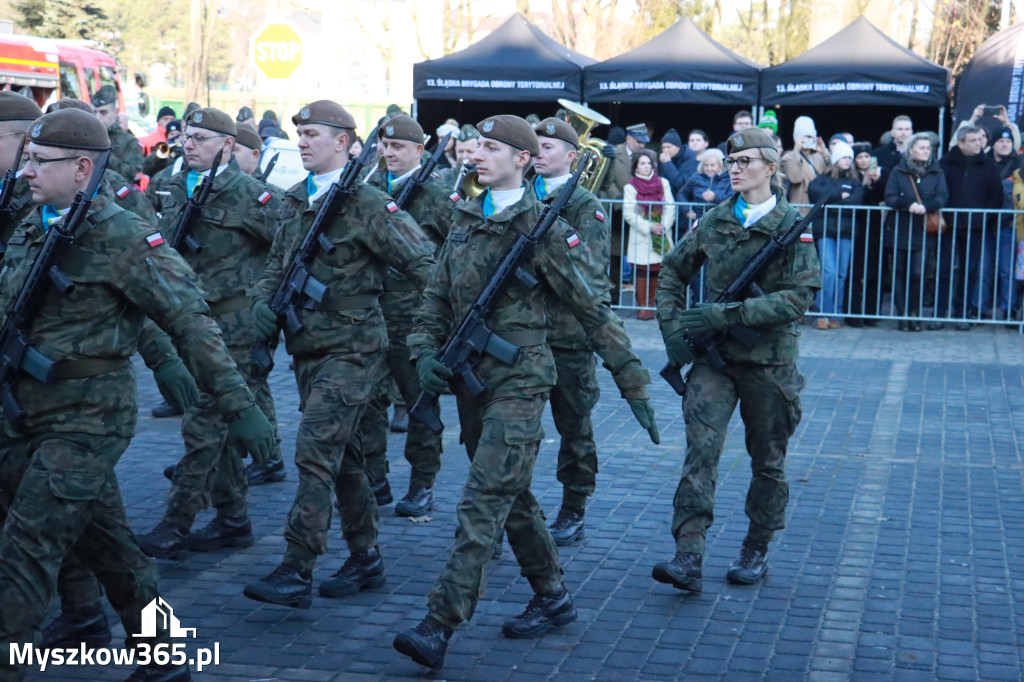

{"left": 558, "top": 98, "right": 611, "bottom": 194}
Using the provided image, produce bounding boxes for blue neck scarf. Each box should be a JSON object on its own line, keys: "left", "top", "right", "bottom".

{"left": 41, "top": 205, "right": 66, "bottom": 231}
{"left": 482, "top": 189, "right": 496, "bottom": 218}
{"left": 533, "top": 175, "right": 549, "bottom": 200}
{"left": 733, "top": 196, "right": 751, "bottom": 227}
{"left": 186, "top": 170, "right": 204, "bottom": 198}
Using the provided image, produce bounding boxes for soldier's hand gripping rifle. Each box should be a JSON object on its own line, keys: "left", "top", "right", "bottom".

{"left": 169, "top": 147, "right": 224, "bottom": 254}
{"left": 409, "top": 154, "right": 591, "bottom": 434}
{"left": 394, "top": 132, "right": 451, "bottom": 210}
{"left": 250, "top": 122, "right": 383, "bottom": 374}
{"left": 660, "top": 196, "right": 828, "bottom": 395}
{"left": 0, "top": 150, "right": 110, "bottom": 429}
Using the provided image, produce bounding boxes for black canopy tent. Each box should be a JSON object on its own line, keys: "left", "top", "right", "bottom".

{"left": 954, "top": 22, "right": 1024, "bottom": 132}
{"left": 759, "top": 17, "right": 950, "bottom": 146}
{"left": 412, "top": 14, "right": 595, "bottom": 137}
{"left": 581, "top": 17, "right": 762, "bottom": 145}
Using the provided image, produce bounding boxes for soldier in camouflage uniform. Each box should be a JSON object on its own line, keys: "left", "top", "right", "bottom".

{"left": 653, "top": 127, "right": 821, "bottom": 593}
{"left": 133, "top": 108, "right": 285, "bottom": 560}
{"left": 243, "top": 100, "right": 436, "bottom": 608}
{"left": 0, "top": 108, "right": 275, "bottom": 682}
{"left": 361, "top": 114, "right": 452, "bottom": 518}
{"left": 393, "top": 115, "right": 659, "bottom": 671}
{"left": 436, "top": 123, "right": 480, "bottom": 193}
{"left": 0, "top": 94, "right": 41, "bottom": 250}
{"left": 91, "top": 85, "right": 144, "bottom": 183}
{"left": 529, "top": 117, "right": 611, "bottom": 546}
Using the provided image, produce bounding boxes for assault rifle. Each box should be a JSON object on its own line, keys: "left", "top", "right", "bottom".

{"left": 256, "top": 152, "right": 279, "bottom": 184}
{"left": 169, "top": 148, "right": 224, "bottom": 254}
{"left": 0, "top": 150, "right": 110, "bottom": 429}
{"left": 394, "top": 132, "right": 451, "bottom": 210}
{"left": 250, "top": 122, "right": 383, "bottom": 373}
{"left": 660, "top": 196, "right": 828, "bottom": 395}
{"left": 409, "top": 154, "right": 591, "bottom": 434}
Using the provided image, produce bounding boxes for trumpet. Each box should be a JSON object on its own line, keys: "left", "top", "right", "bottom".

{"left": 154, "top": 139, "right": 182, "bottom": 159}
{"left": 456, "top": 163, "right": 485, "bottom": 199}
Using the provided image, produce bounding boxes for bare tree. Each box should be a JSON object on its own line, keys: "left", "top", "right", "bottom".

{"left": 185, "top": 0, "right": 218, "bottom": 104}
{"left": 929, "top": 0, "right": 1002, "bottom": 77}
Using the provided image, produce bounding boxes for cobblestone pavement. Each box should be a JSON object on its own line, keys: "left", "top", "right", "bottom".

{"left": 25, "top": 317, "right": 1024, "bottom": 681}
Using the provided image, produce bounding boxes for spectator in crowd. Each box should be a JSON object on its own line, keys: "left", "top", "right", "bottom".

{"left": 658, "top": 128, "right": 697, "bottom": 197}
{"left": 808, "top": 141, "right": 864, "bottom": 329}
{"left": 139, "top": 105, "right": 177, "bottom": 155}
{"left": 828, "top": 132, "right": 854, "bottom": 155}
{"left": 687, "top": 129, "right": 710, "bottom": 165}
{"left": 937, "top": 126, "right": 1003, "bottom": 328}
{"left": 1011, "top": 164, "right": 1024, "bottom": 319}
{"left": 758, "top": 110, "right": 778, "bottom": 136}
{"left": 991, "top": 127, "right": 1018, "bottom": 179}
{"left": 434, "top": 119, "right": 459, "bottom": 169}
{"left": 624, "top": 149, "right": 675, "bottom": 320}
{"left": 770, "top": 133, "right": 790, "bottom": 196}
{"left": 873, "top": 115, "right": 913, "bottom": 185}
{"left": 600, "top": 123, "right": 651, "bottom": 301}
{"left": 985, "top": 174, "right": 1021, "bottom": 321}
{"left": 781, "top": 115, "right": 828, "bottom": 214}
{"left": 885, "top": 132, "right": 948, "bottom": 331}
{"left": 952, "top": 104, "right": 1021, "bottom": 151}
{"left": 716, "top": 110, "right": 754, "bottom": 153}
{"left": 846, "top": 142, "right": 885, "bottom": 327}
{"left": 680, "top": 148, "right": 731, "bottom": 226}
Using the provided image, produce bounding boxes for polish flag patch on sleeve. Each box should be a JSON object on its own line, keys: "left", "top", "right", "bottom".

{"left": 800, "top": 232, "right": 814, "bottom": 243}
{"left": 258, "top": 190, "right": 272, "bottom": 204}
{"left": 566, "top": 232, "right": 581, "bottom": 248}
{"left": 450, "top": 192, "right": 461, "bottom": 202}
{"left": 146, "top": 232, "right": 165, "bottom": 248}
{"left": 594, "top": 209, "right": 605, "bottom": 222}
{"left": 116, "top": 185, "right": 131, "bottom": 199}
{"left": 386, "top": 201, "right": 399, "bottom": 213}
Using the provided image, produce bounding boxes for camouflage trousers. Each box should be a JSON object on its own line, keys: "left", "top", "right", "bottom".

{"left": 672, "top": 361, "right": 805, "bottom": 555}
{"left": 550, "top": 348, "right": 601, "bottom": 508}
{"left": 283, "top": 350, "right": 386, "bottom": 571}
{"left": 0, "top": 431, "right": 169, "bottom": 679}
{"left": 427, "top": 394, "right": 564, "bottom": 629}
{"left": 164, "top": 344, "right": 282, "bottom": 528}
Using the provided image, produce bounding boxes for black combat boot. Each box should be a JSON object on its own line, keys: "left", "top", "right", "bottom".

{"left": 245, "top": 456, "right": 286, "bottom": 485}
{"left": 136, "top": 521, "right": 188, "bottom": 560}
{"left": 548, "top": 505, "right": 585, "bottom": 546}
{"left": 319, "top": 546, "right": 386, "bottom": 598}
{"left": 726, "top": 540, "right": 769, "bottom": 585}
{"left": 162, "top": 464, "right": 176, "bottom": 481}
{"left": 652, "top": 552, "right": 703, "bottom": 592}
{"left": 395, "top": 484, "right": 433, "bottom": 517}
{"left": 243, "top": 563, "right": 313, "bottom": 608}
{"left": 150, "top": 401, "right": 182, "bottom": 419}
{"left": 186, "top": 514, "right": 254, "bottom": 552}
{"left": 502, "top": 584, "right": 578, "bottom": 639}
{"left": 393, "top": 616, "right": 452, "bottom": 670}
{"left": 40, "top": 602, "right": 112, "bottom": 649}
{"left": 125, "top": 662, "right": 191, "bottom": 681}
{"left": 369, "top": 475, "right": 393, "bottom": 506}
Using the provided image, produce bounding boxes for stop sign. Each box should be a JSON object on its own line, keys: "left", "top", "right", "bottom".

{"left": 253, "top": 24, "right": 302, "bottom": 79}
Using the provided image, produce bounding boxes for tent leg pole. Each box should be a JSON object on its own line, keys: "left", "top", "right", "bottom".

{"left": 412, "top": 98, "right": 418, "bottom": 119}
{"left": 938, "top": 106, "right": 945, "bottom": 158}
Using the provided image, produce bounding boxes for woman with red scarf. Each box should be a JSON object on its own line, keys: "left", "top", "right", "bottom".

{"left": 624, "top": 149, "right": 676, "bottom": 319}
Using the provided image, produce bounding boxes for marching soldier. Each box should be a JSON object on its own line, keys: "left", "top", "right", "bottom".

{"left": 0, "top": 93, "right": 43, "bottom": 248}
{"left": 0, "top": 107, "right": 275, "bottom": 682}
{"left": 361, "top": 115, "right": 451, "bottom": 518}
{"left": 135, "top": 107, "right": 285, "bottom": 559}
{"left": 243, "top": 101, "right": 435, "bottom": 608}
{"left": 91, "top": 85, "right": 144, "bottom": 182}
{"left": 393, "top": 115, "right": 658, "bottom": 671}
{"left": 232, "top": 125, "right": 268, "bottom": 178}
{"left": 530, "top": 117, "right": 611, "bottom": 545}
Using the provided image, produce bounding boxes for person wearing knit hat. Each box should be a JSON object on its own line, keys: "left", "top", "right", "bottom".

{"left": 758, "top": 110, "right": 779, "bottom": 134}
{"left": 990, "top": 125, "right": 1019, "bottom": 178}
{"left": 139, "top": 104, "right": 180, "bottom": 155}
{"left": 89, "top": 86, "right": 144, "bottom": 182}
{"left": 243, "top": 99, "right": 436, "bottom": 610}
{"left": 394, "top": 110, "right": 657, "bottom": 671}
{"left": 781, "top": 114, "right": 829, "bottom": 214}
{"left": 659, "top": 127, "right": 697, "bottom": 197}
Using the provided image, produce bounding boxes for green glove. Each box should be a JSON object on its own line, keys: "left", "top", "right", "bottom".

{"left": 225, "top": 404, "right": 274, "bottom": 466}
{"left": 675, "top": 303, "right": 738, "bottom": 335}
{"left": 417, "top": 351, "right": 453, "bottom": 395}
{"left": 251, "top": 299, "right": 279, "bottom": 338}
{"left": 153, "top": 359, "right": 200, "bottom": 412}
{"left": 663, "top": 330, "right": 695, "bottom": 368}
{"left": 627, "top": 398, "right": 660, "bottom": 444}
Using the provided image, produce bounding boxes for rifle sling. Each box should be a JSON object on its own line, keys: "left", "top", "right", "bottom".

{"left": 207, "top": 294, "right": 248, "bottom": 316}
{"left": 52, "top": 357, "right": 129, "bottom": 380}
{"left": 494, "top": 329, "right": 546, "bottom": 347}
{"left": 383, "top": 276, "right": 417, "bottom": 292}
{"left": 302, "top": 293, "right": 379, "bottom": 311}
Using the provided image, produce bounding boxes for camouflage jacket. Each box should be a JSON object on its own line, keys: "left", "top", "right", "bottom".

{"left": 0, "top": 177, "right": 34, "bottom": 252}
{"left": 158, "top": 159, "right": 283, "bottom": 347}
{"left": 409, "top": 189, "right": 650, "bottom": 401}
{"left": 365, "top": 169, "right": 455, "bottom": 248}
{"left": 106, "top": 123, "right": 144, "bottom": 181}
{"left": 103, "top": 169, "right": 157, "bottom": 223}
{"left": 145, "top": 162, "right": 179, "bottom": 214}
{"left": 656, "top": 190, "right": 822, "bottom": 365}
{"left": 534, "top": 182, "right": 611, "bottom": 350}
{"left": 0, "top": 192, "right": 254, "bottom": 437}
{"left": 255, "top": 177, "right": 436, "bottom": 358}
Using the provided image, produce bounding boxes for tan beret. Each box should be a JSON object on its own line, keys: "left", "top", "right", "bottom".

{"left": 379, "top": 115, "right": 424, "bottom": 144}
{"left": 90, "top": 85, "right": 118, "bottom": 109}
{"left": 0, "top": 92, "right": 43, "bottom": 122}
{"left": 534, "top": 117, "right": 578, "bottom": 149}
{"left": 477, "top": 115, "right": 540, "bottom": 156}
{"left": 292, "top": 100, "right": 357, "bottom": 130}
{"left": 186, "top": 107, "right": 237, "bottom": 137}
{"left": 234, "top": 125, "right": 262, "bottom": 151}
{"left": 45, "top": 99, "right": 95, "bottom": 115}
{"left": 727, "top": 127, "right": 777, "bottom": 155}
{"left": 29, "top": 109, "right": 110, "bottom": 151}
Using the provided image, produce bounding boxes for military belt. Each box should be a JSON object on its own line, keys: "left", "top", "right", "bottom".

{"left": 53, "top": 357, "right": 130, "bottom": 381}
{"left": 207, "top": 294, "right": 249, "bottom": 316}
{"left": 304, "top": 294, "right": 380, "bottom": 311}
{"left": 383, "top": 278, "right": 418, "bottom": 292}
{"left": 494, "top": 329, "right": 547, "bottom": 347}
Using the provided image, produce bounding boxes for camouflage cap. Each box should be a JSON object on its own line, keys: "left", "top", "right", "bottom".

{"left": 184, "top": 102, "right": 201, "bottom": 117}
{"left": 292, "top": 100, "right": 357, "bottom": 130}
{"left": 0, "top": 92, "right": 43, "bottom": 121}
{"left": 29, "top": 109, "right": 110, "bottom": 151}
{"left": 727, "top": 127, "right": 777, "bottom": 155}
{"left": 90, "top": 84, "right": 118, "bottom": 109}
{"left": 234, "top": 125, "right": 262, "bottom": 151}
{"left": 534, "top": 117, "right": 578, "bottom": 149}
{"left": 476, "top": 115, "right": 540, "bottom": 156}
{"left": 236, "top": 106, "right": 254, "bottom": 122}
{"left": 185, "top": 107, "right": 237, "bottom": 137}
{"left": 45, "top": 98, "right": 94, "bottom": 115}
{"left": 457, "top": 123, "right": 479, "bottom": 142}
{"left": 378, "top": 114, "right": 424, "bottom": 144}
{"left": 385, "top": 103, "right": 405, "bottom": 117}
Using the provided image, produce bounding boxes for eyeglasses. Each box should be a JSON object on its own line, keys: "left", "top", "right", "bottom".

{"left": 25, "top": 154, "right": 80, "bottom": 169}
{"left": 723, "top": 156, "right": 765, "bottom": 171}
{"left": 181, "top": 133, "right": 226, "bottom": 145}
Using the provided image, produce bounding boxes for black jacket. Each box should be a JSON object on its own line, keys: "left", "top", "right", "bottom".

{"left": 884, "top": 157, "right": 948, "bottom": 250}
{"left": 940, "top": 147, "right": 1002, "bottom": 210}
{"left": 871, "top": 141, "right": 903, "bottom": 187}
{"left": 658, "top": 147, "right": 697, "bottom": 196}
{"left": 807, "top": 171, "right": 865, "bottom": 240}
{"left": 990, "top": 149, "right": 1020, "bottom": 181}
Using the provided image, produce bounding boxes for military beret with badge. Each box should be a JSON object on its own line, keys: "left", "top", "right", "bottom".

{"left": 533, "top": 117, "right": 578, "bottom": 149}
{"left": 378, "top": 115, "right": 424, "bottom": 144}
{"left": 727, "top": 127, "right": 777, "bottom": 155}
{"left": 186, "top": 107, "right": 237, "bottom": 137}
{"left": 477, "top": 115, "right": 540, "bottom": 156}
{"left": 234, "top": 125, "right": 262, "bottom": 151}
{"left": 29, "top": 108, "right": 111, "bottom": 150}
{"left": 45, "top": 99, "right": 94, "bottom": 115}
{"left": 90, "top": 85, "right": 118, "bottom": 109}
{"left": 0, "top": 92, "right": 43, "bottom": 122}
{"left": 457, "top": 124, "right": 479, "bottom": 142}
{"left": 292, "top": 100, "right": 357, "bottom": 130}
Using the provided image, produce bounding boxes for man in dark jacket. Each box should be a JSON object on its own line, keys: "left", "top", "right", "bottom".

{"left": 873, "top": 115, "right": 913, "bottom": 187}
{"left": 658, "top": 128, "right": 696, "bottom": 197}
{"left": 990, "top": 126, "right": 1019, "bottom": 179}
{"left": 939, "top": 126, "right": 1003, "bottom": 327}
